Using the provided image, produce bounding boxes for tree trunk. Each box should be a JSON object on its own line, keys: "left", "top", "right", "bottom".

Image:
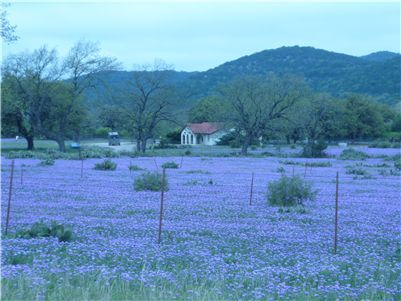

{"left": 241, "top": 135, "right": 251, "bottom": 155}
{"left": 141, "top": 139, "right": 147, "bottom": 153}
{"left": 26, "top": 135, "right": 35, "bottom": 150}
{"left": 136, "top": 139, "right": 141, "bottom": 152}
{"left": 56, "top": 139, "right": 66, "bottom": 152}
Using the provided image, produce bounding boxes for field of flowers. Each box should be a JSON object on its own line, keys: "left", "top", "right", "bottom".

{"left": 1, "top": 147, "right": 401, "bottom": 301}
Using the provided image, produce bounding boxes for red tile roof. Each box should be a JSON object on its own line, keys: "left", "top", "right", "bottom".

{"left": 186, "top": 122, "right": 225, "bottom": 134}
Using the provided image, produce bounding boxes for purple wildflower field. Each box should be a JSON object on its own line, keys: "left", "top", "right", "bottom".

{"left": 1, "top": 148, "right": 401, "bottom": 300}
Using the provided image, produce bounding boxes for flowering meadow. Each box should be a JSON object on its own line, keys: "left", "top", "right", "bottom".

{"left": 1, "top": 148, "right": 401, "bottom": 301}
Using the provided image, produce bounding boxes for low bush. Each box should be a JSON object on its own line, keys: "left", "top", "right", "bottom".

{"left": 267, "top": 175, "right": 316, "bottom": 207}
{"left": 94, "top": 159, "right": 117, "bottom": 171}
{"left": 301, "top": 140, "right": 328, "bottom": 158}
{"left": 38, "top": 158, "right": 55, "bottom": 166}
{"left": 378, "top": 169, "right": 401, "bottom": 176}
{"left": 279, "top": 160, "right": 332, "bottom": 167}
{"left": 7, "top": 253, "right": 34, "bottom": 265}
{"left": 5, "top": 146, "right": 119, "bottom": 160}
{"left": 5, "top": 151, "right": 37, "bottom": 159}
{"left": 128, "top": 164, "right": 144, "bottom": 171}
{"left": 339, "top": 148, "right": 369, "bottom": 160}
{"left": 161, "top": 162, "right": 179, "bottom": 169}
{"left": 14, "top": 221, "right": 73, "bottom": 242}
{"left": 369, "top": 141, "right": 401, "bottom": 149}
{"left": 345, "top": 164, "right": 374, "bottom": 179}
{"left": 81, "top": 147, "right": 119, "bottom": 159}
{"left": 346, "top": 166, "right": 369, "bottom": 176}
{"left": 134, "top": 172, "right": 168, "bottom": 191}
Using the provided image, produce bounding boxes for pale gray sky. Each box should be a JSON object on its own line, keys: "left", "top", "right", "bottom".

{"left": 2, "top": 1, "right": 400, "bottom": 71}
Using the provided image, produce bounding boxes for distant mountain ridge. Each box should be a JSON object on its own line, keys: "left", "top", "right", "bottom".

{"left": 87, "top": 46, "right": 401, "bottom": 112}
{"left": 360, "top": 51, "right": 401, "bottom": 62}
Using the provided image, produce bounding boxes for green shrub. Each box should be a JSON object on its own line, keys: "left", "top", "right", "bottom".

{"left": 279, "top": 160, "right": 332, "bottom": 167}
{"left": 94, "top": 159, "right": 117, "bottom": 171}
{"left": 134, "top": 172, "right": 168, "bottom": 191}
{"left": 339, "top": 148, "right": 369, "bottom": 160}
{"left": 14, "top": 221, "right": 74, "bottom": 242}
{"left": 267, "top": 175, "right": 316, "bottom": 207}
{"left": 301, "top": 140, "right": 328, "bottom": 158}
{"left": 5, "top": 147, "right": 119, "bottom": 160}
{"left": 184, "top": 150, "right": 191, "bottom": 156}
{"left": 346, "top": 165, "right": 369, "bottom": 176}
{"left": 161, "top": 162, "right": 179, "bottom": 169}
{"left": 5, "top": 150, "right": 36, "bottom": 159}
{"left": 38, "top": 158, "right": 55, "bottom": 166}
{"left": 369, "top": 141, "right": 401, "bottom": 149}
{"left": 186, "top": 170, "right": 211, "bottom": 174}
{"left": 119, "top": 150, "right": 138, "bottom": 158}
{"left": 276, "top": 167, "right": 286, "bottom": 173}
{"left": 128, "top": 164, "right": 143, "bottom": 171}
{"left": 81, "top": 147, "right": 119, "bottom": 159}
{"left": 378, "top": 169, "right": 401, "bottom": 176}
{"left": 94, "top": 127, "right": 112, "bottom": 138}
{"left": 8, "top": 253, "right": 33, "bottom": 265}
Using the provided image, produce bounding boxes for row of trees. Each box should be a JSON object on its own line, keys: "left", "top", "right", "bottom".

{"left": 2, "top": 43, "right": 399, "bottom": 155}
{"left": 188, "top": 78, "right": 399, "bottom": 154}
{"left": 2, "top": 43, "right": 180, "bottom": 152}
{"left": 2, "top": 41, "right": 120, "bottom": 151}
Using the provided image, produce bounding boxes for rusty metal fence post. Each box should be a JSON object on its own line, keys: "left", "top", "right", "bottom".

{"left": 5, "top": 160, "right": 15, "bottom": 235}
{"left": 158, "top": 168, "right": 166, "bottom": 243}
{"left": 249, "top": 172, "right": 254, "bottom": 206}
{"left": 334, "top": 172, "right": 339, "bottom": 254}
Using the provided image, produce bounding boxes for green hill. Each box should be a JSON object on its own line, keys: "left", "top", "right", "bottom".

{"left": 85, "top": 46, "right": 401, "bottom": 113}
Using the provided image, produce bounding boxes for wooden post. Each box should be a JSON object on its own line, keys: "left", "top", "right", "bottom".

{"left": 249, "top": 172, "right": 254, "bottom": 206}
{"left": 334, "top": 171, "right": 339, "bottom": 254}
{"left": 292, "top": 166, "right": 295, "bottom": 177}
{"left": 158, "top": 168, "right": 166, "bottom": 244}
{"left": 304, "top": 164, "right": 307, "bottom": 177}
{"left": 5, "top": 160, "right": 15, "bottom": 235}
{"left": 180, "top": 156, "right": 184, "bottom": 168}
{"left": 129, "top": 160, "right": 132, "bottom": 174}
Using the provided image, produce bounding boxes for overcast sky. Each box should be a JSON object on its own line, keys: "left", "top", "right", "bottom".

{"left": 2, "top": 1, "right": 400, "bottom": 71}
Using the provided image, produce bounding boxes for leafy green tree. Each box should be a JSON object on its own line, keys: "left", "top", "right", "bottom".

{"left": 98, "top": 105, "right": 129, "bottom": 131}
{"left": 188, "top": 96, "right": 228, "bottom": 123}
{"left": 223, "top": 74, "right": 307, "bottom": 155}
{"left": 342, "top": 95, "right": 386, "bottom": 140}
{"left": 2, "top": 46, "right": 58, "bottom": 150}
{"left": 37, "top": 82, "right": 87, "bottom": 151}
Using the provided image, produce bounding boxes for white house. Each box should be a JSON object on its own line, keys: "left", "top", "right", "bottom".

{"left": 181, "top": 122, "right": 227, "bottom": 146}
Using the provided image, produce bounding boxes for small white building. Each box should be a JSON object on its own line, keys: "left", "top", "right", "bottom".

{"left": 181, "top": 122, "right": 227, "bottom": 146}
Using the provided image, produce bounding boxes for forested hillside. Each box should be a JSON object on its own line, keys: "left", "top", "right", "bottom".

{"left": 86, "top": 46, "right": 401, "bottom": 111}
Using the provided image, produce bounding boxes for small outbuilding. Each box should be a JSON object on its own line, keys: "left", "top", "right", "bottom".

{"left": 181, "top": 122, "right": 227, "bottom": 146}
